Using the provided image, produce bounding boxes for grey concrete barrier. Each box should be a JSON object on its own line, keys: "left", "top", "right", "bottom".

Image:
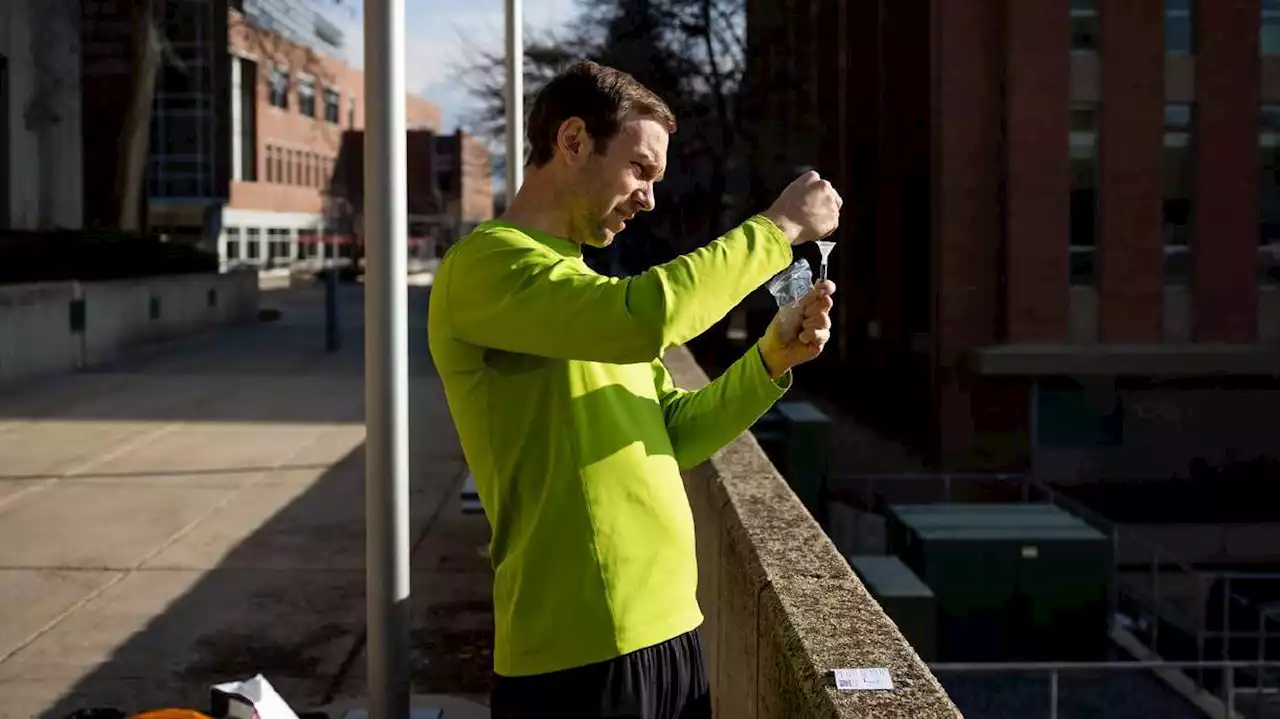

{"left": 0, "top": 271, "right": 259, "bottom": 387}
{"left": 663, "top": 346, "right": 961, "bottom": 719}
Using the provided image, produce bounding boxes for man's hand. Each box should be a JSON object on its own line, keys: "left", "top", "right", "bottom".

{"left": 759, "top": 280, "right": 836, "bottom": 380}
{"left": 762, "top": 171, "right": 843, "bottom": 246}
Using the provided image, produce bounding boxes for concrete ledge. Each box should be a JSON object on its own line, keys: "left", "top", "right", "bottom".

{"left": 0, "top": 271, "right": 259, "bottom": 387}
{"left": 664, "top": 347, "right": 960, "bottom": 718}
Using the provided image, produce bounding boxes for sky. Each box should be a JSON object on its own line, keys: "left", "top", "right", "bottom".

{"left": 323, "top": 0, "right": 580, "bottom": 133}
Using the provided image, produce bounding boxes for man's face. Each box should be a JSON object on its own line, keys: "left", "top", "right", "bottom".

{"left": 568, "top": 112, "right": 668, "bottom": 248}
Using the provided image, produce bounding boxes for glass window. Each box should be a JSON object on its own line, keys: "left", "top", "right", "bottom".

{"left": 1070, "top": 103, "right": 1099, "bottom": 286}
{"left": 1071, "top": 0, "right": 1099, "bottom": 52}
{"left": 1164, "top": 104, "right": 1194, "bottom": 285}
{"left": 1260, "top": 106, "right": 1280, "bottom": 286}
{"left": 324, "top": 88, "right": 341, "bottom": 124}
{"left": 237, "top": 57, "right": 257, "bottom": 182}
{"left": 247, "top": 228, "right": 261, "bottom": 260}
{"left": 268, "top": 65, "right": 289, "bottom": 109}
{"left": 1165, "top": 0, "right": 1193, "bottom": 55}
{"left": 298, "top": 76, "right": 316, "bottom": 117}
{"left": 225, "top": 228, "right": 241, "bottom": 261}
{"left": 1264, "top": 0, "right": 1280, "bottom": 55}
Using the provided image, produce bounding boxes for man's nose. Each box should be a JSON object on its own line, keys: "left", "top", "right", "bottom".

{"left": 634, "top": 184, "right": 655, "bottom": 212}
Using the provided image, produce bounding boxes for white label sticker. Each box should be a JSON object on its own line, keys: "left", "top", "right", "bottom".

{"left": 833, "top": 667, "right": 894, "bottom": 691}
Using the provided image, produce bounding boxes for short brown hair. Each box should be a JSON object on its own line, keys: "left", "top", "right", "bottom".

{"left": 525, "top": 60, "right": 677, "bottom": 168}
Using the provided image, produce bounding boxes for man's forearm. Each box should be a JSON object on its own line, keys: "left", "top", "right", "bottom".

{"left": 656, "top": 343, "right": 790, "bottom": 470}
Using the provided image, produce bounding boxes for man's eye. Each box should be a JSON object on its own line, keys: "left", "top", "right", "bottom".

{"left": 632, "top": 163, "right": 645, "bottom": 176}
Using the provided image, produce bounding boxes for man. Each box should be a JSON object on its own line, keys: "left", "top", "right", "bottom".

{"left": 428, "top": 60, "right": 842, "bottom": 718}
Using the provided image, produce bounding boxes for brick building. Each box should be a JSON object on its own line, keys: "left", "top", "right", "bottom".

{"left": 144, "top": 0, "right": 491, "bottom": 269}
{"left": 328, "top": 129, "right": 494, "bottom": 256}
{"left": 748, "top": 0, "right": 1280, "bottom": 480}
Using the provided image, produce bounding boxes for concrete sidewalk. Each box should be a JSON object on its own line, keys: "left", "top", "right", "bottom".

{"left": 0, "top": 283, "right": 494, "bottom": 718}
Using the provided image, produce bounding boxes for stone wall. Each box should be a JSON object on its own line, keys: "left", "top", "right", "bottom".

{"left": 664, "top": 347, "right": 959, "bottom": 718}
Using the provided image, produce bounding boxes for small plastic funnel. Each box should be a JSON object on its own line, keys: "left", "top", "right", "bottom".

{"left": 815, "top": 240, "right": 836, "bottom": 281}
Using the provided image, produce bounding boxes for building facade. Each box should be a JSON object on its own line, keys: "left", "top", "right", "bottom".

{"left": 328, "top": 128, "right": 494, "bottom": 261}
{"left": 146, "top": 0, "right": 457, "bottom": 269}
{"left": 749, "top": 0, "right": 1280, "bottom": 480}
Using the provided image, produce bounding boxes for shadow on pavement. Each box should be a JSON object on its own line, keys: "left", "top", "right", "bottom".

{"left": 0, "top": 285, "right": 497, "bottom": 717}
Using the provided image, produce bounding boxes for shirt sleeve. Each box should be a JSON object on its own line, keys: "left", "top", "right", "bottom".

{"left": 440, "top": 215, "right": 792, "bottom": 364}
{"left": 652, "top": 342, "right": 792, "bottom": 471}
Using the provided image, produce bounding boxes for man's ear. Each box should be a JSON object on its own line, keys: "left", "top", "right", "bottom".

{"left": 556, "top": 117, "right": 590, "bottom": 166}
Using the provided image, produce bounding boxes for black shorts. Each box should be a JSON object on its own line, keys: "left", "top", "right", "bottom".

{"left": 490, "top": 629, "right": 711, "bottom": 719}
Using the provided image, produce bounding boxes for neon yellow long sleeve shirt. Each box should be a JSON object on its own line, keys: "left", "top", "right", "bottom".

{"left": 427, "top": 215, "right": 794, "bottom": 677}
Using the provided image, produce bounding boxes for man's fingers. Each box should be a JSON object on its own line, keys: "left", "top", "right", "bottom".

{"left": 800, "top": 327, "right": 830, "bottom": 346}
{"left": 803, "top": 313, "right": 831, "bottom": 331}
{"left": 805, "top": 293, "right": 834, "bottom": 317}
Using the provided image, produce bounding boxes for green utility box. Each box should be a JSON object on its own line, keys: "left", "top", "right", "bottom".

{"left": 885, "top": 503, "right": 1113, "bottom": 662}
{"left": 750, "top": 400, "right": 830, "bottom": 525}
{"left": 847, "top": 554, "right": 937, "bottom": 661}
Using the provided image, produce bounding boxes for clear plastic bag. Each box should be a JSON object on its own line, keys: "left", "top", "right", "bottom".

{"left": 765, "top": 259, "right": 813, "bottom": 337}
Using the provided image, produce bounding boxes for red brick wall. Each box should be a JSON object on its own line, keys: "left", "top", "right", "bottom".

{"left": 931, "top": 0, "right": 1004, "bottom": 465}
{"left": 459, "top": 133, "right": 495, "bottom": 223}
{"left": 227, "top": 10, "right": 441, "bottom": 217}
{"left": 1005, "top": 0, "right": 1070, "bottom": 342}
{"left": 1193, "top": 0, "right": 1261, "bottom": 341}
{"left": 1097, "top": 0, "right": 1164, "bottom": 342}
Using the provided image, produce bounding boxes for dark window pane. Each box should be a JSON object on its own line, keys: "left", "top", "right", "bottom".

{"left": 1164, "top": 247, "right": 1191, "bottom": 286}
{"left": 1070, "top": 248, "right": 1096, "bottom": 286}
{"left": 1165, "top": 0, "right": 1193, "bottom": 54}
{"left": 299, "top": 79, "right": 316, "bottom": 117}
{"left": 1071, "top": 14, "right": 1098, "bottom": 51}
{"left": 269, "top": 66, "right": 289, "bottom": 108}
{"left": 1071, "top": 106, "right": 1099, "bottom": 132}
{"left": 1264, "top": 8, "right": 1280, "bottom": 55}
{"left": 1261, "top": 245, "right": 1280, "bottom": 286}
{"left": 1070, "top": 103, "right": 1098, "bottom": 268}
{"left": 1262, "top": 106, "right": 1280, "bottom": 132}
{"left": 1165, "top": 103, "right": 1192, "bottom": 129}
{"left": 1260, "top": 106, "right": 1280, "bottom": 286}
{"left": 324, "top": 88, "right": 341, "bottom": 123}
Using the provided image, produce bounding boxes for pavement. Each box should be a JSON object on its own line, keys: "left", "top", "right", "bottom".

{"left": 0, "top": 282, "right": 495, "bottom": 718}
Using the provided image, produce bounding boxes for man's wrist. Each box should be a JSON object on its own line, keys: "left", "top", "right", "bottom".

{"left": 757, "top": 339, "right": 789, "bottom": 381}
{"left": 759, "top": 211, "right": 802, "bottom": 245}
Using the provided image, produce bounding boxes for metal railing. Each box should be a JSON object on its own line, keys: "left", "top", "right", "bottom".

{"left": 931, "top": 660, "right": 1280, "bottom": 719}
{"left": 827, "top": 473, "right": 1280, "bottom": 713}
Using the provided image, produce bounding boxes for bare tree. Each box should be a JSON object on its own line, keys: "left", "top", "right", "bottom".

{"left": 114, "top": 0, "right": 164, "bottom": 231}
